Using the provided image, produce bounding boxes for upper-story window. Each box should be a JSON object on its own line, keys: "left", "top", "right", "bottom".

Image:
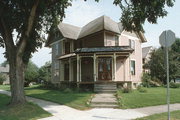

{"left": 129, "top": 39, "right": 135, "bottom": 49}
{"left": 55, "top": 44, "right": 59, "bottom": 56}
{"left": 115, "top": 36, "right": 119, "bottom": 46}
{"left": 64, "top": 41, "right": 70, "bottom": 54}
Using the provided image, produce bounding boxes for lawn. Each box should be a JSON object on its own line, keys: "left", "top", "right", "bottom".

{"left": 25, "top": 86, "right": 93, "bottom": 110}
{"left": 0, "top": 85, "right": 93, "bottom": 110}
{"left": 136, "top": 110, "right": 180, "bottom": 120}
{"left": 0, "top": 94, "right": 51, "bottom": 120}
{"left": 0, "top": 85, "right": 10, "bottom": 90}
{"left": 117, "top": 87, "right": 180, "bottom": 109}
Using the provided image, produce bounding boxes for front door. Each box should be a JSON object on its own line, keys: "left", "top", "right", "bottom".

{"left": 98, "top": 57, "right": 112, "bottom": 81}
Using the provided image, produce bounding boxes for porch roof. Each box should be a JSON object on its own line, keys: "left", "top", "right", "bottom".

{"left": 75, "top": 46, "right": 134, "bottom": 53}
{"left": 58, "top": 53, "right": 76, "bottom": 60}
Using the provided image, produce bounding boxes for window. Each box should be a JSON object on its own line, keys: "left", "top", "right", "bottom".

{"left": 54, "top": 61, "right": 59, "bottom": 70}
{"left": 115, "top": 36, "right": 119, "bottom": 46}
{"left": 129, "top": 39, "right": 135, "bottom": 49}
{"left": 131, "top": 60, "right": 135, "bottom": 75}
{"left": 55, "top": 44, "right": 59, "bottom": 55}
{"left": 64, "top": 42, "right": 70, "bottom": 54}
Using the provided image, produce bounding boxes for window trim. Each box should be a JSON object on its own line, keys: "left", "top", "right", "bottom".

{"left": 130, "top": 60, "right": 136, "bottom": 75}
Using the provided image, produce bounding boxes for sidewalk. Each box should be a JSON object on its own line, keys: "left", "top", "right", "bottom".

{"left": 1, "top": 89, "right": 180, "bottom": 120}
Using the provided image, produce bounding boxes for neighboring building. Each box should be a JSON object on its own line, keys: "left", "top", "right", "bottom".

{"left": 46, "top": 15, "right": 147, "bottom": 89}
{"left": 142, "top": 46, "right": 153, "bottom": 73}
{"left": 0, "top": 64, "right": 10, "bottom": 84}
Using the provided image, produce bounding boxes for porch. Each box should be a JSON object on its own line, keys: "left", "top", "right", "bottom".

{"left": 58, "top": 46, "right": 133, "bottom": 88}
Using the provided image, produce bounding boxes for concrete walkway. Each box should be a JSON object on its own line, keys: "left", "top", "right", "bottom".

{"left": 1, "top": 89, "right": 180, "bottom": 120}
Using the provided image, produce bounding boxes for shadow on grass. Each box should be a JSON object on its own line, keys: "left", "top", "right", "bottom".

{"left": 25, "top": 87, "right": 93, "bottom": 110}
{"left": 0, "top": 94, "right": 51, "bottom": 120}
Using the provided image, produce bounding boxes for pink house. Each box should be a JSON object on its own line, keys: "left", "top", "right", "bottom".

{"left": 46, "top": 16, "right": 147, "bottom": 91}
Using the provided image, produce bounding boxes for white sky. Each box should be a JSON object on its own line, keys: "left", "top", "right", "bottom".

{"left": 0, "top": 0, "right": 180, "bottom": 67}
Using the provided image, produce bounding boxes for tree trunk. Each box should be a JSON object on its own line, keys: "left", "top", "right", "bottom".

{"left": 9, "top": 55, "right": 26, "bottom": 105}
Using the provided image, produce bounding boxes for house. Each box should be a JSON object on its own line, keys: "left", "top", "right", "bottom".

{"left": 0, "top": 64, "right": 10, "bottom": 84}
{"left": 46, "top": 16, "right": 147, "bottom": 90}
{"left": 142, "top": 46, "right": 153, "bottom": 73}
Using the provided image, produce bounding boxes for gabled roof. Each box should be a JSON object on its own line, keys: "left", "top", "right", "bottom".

{"left": 142, "top": 46, "right": 152, "bottom": 58}
{"left": 78, "top": 16, "right": 121, "bottom": 39}
{"left": 46, "top": 15, "right": 147, "bottom": 46}
{"left": 58, "top": 23, "right": 81, "bottom": 40}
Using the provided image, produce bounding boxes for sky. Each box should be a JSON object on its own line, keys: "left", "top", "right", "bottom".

{"left": 0, "top": 0, "right": 180, "bottom": 67}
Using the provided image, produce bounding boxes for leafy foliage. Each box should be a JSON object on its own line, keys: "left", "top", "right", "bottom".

{"left": 0, "top": 0, "right": 71, "bottom": 63}
{"left": 169, "top": 82, "right": 180, "bottom": 88}
{"left": 146, "top": 38, "right": 180, "bottom": 84}
{"left": 38, "top": 61, "right": 51, "bottom": 83}
{"left": 25, "top": 61, "right": 39, "bottom": 86}
{"left": 122, "top": 87, "right": 132, "bottom": 93}
{"left": 0, "top": 73, "right": 6, "bottom": 85}
{"left": 112, "top": 0, "right": 175, "bottom": 32}
{"left": 141, "top": 73, "right": 151, "bottom": 87}
{"left": 0, "top": 0, "right": 71, "bottom": 104}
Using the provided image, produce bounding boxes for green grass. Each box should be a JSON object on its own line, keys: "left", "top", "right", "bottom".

{"left": 0, "top": 94, "right": 51, "bottom": 120}
{"left": 0, "top": 85, "right": 93, "bottom": 110}
{"left": 117, "top": 87, "right": 180, "bottom": 109}
{"left": 136, "top": 110, "right": 180, "bottom": 120}
{"left": 0, "top": 85, "right": 10, "bottom": 90}
{"left": 25, "top": 85, "right": 93, "bottom": 110}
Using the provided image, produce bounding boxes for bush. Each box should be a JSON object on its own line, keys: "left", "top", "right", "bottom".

{"left": 122, "top": 87, "right": 132, "bottom": 93}
{"left": 169, "top": 82, "right": 180, "bottom": 88}
{"left": 141, "top": 73, "right": 151, "bottom": 87}
{"left": 137, "top": 86, "right": 147, "bottom": 93}
{"left": 63, "top": 88, "right": 72, "bottom": 93}
{"left": 0, "top": 73, "right": 6, "bottom": 85}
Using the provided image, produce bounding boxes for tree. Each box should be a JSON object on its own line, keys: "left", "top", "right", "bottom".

{"left": 147, "top": 38, "right": 180, "bottom": 84}
{"left": 0, "top": 73, "right": 6, "bottom": 85}
{"left": 24, "top": 61, "right": 39, "bottom": 87}
{"left": 38, "top": 61, "right": 51, "bottom": 83}
{"left": 102, "top": 0, "right": 175, "bottom": 32}
{"left": 0, "top": 0, "right": 71, "bottom": 105}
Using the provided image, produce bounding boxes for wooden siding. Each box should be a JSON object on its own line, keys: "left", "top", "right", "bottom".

{"left": 78, "top": 31, "right": 104, "bottom": 48}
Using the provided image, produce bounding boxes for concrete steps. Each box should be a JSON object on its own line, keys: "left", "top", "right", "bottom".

{"left": 94, "top": 83, "right": 117, "bottom": 93}
{"left": 90, "top": 93, "right": 118, "bottom": 108}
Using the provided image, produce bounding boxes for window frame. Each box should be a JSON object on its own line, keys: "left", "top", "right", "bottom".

{"left": 130, "top": 60, "right": 136, "bottom": 75}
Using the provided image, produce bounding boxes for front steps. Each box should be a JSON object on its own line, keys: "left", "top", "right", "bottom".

{"left": 94, "top": 83, "right": 117, "bottom": 93}
{"left": 91, "top": 83, "right": 118, "bottom": 108}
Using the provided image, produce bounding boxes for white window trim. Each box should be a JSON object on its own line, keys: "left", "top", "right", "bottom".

{"left": 130, "top": 59, "right": 136, "bottom": 76}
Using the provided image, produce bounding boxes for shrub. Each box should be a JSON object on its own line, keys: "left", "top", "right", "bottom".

{"left": 169, "top": 82, "right": 180, "bottom": 88}
{"left": 122, "top": 87, "right": 132, "bottom": 93}
{"left": 141, "top": 73, "right": 151, "bottom": 87}
{"left": 63, "top": 88, "right": 72, "bottom": 93}
{"left": 137, "top": 86, "right": 147, "bottom": 93}
{"left": 0, "top": 73, "right": 6, "bottom": 85}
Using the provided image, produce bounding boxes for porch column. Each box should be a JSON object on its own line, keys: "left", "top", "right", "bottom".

{"left": 113, "top": 53, "right": 117, "bottom": 81}
{"left": 60, "top": 60, "right": 64, "bottom": 81}
{"left": 93, "top": 54, "right": 97, "bottom": 82}
{"left": 77, "top": 54, "right": 80, "bottom": 82}
{"left": 69, "top": 58, "right": 73, "bottom": 81}
{"left": 123, "top": 59, "right": 126, "bottom": 81}
{"left": 79, "top": 57, "right": 82, "bottom": 82}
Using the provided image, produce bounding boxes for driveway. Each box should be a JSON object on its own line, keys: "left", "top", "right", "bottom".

{"left": 1, "top": 89, "right": 180, "bottom": 120}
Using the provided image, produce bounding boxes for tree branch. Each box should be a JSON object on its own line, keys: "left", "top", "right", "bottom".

{"left": 17, "top": 0, "right": 40, "bottom": 56}
{"left": 0, "top": 18, "right": 16, "bottom": 62}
